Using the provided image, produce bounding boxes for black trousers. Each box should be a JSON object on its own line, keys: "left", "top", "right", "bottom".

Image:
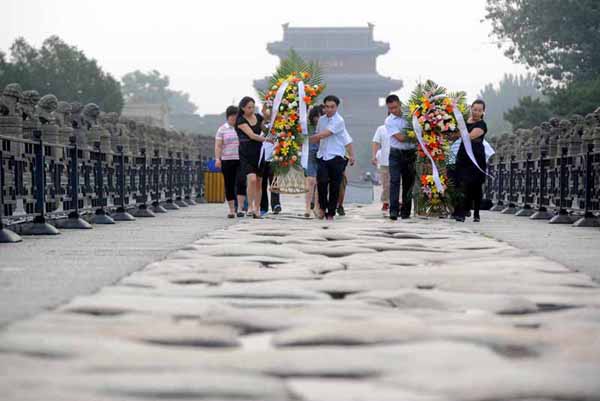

{"left": 455, "top": 180, "right": 483, "bottom": 219}
{"left": 260, "top": 162, "right": 280, "bottom": 212}
{"left": 221, "top": 159, "right": 246, "bottom": 201}
{"left": 389, "top": 148, "right": 416, "bottom": 217}
{"left": 317, "top": 156, "right": 346, "bottom": 218}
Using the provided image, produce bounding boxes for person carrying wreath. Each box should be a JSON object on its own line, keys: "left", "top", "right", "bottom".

{"left": 385, "top": 94, "right": 417, "bottom": 220}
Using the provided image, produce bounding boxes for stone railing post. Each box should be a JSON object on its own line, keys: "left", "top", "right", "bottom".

{"left": 0, "top": 146, "right": 23, "bottom": 242}
{"left": 516, "top": 152, "right": 535, "bottom": 217}
{"left": 531, "top": 150, "right": 553, "bottom": 220}
{"left": 501, "top": 155, "right": 517, "bottom": 214}
{"left": 21, "top": 130, "right": 60, "bottom": 235}
{"left": 573, "top": 142, "right": 599, "bottom": 227}
{"left": 550, "top": 146, "right": 572, "bottom": 224}
{"left": 112, "top": 145, "right": 135, "bottom": 221}
{"left": 57, "top": 135, "right": 92, "bottom": 229}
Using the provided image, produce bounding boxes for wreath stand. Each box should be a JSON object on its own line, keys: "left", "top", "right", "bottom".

{"left": 270, "top": 167, "right": 307, "bottom": 194}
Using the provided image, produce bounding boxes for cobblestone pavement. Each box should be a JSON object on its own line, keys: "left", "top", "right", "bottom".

{"left": 1, "top": 197, "right": 600, "bottom": 401}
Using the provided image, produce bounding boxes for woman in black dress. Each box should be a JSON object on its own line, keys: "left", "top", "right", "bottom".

{"left": 455, "top": 99, "right": 488, "bottom": 223}
{"left": 235, "top": 96, "right": 271, "bottom": 218}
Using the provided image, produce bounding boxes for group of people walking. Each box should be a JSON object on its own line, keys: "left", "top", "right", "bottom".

{"left": 372, "top": 95, "right": 489, "bottom": 222}
{"left": 215, "top": 93, "right": 488, "bottom": 222}
{"left": 214, "top": 95, "right": 354, "bottom": 220}
{"left": 214, "top": 100, "right": 280, "bottom": 219}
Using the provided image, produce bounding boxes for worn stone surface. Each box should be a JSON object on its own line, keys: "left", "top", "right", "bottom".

{"left": 1, "top": 197, "right": 600, "bottom": 401}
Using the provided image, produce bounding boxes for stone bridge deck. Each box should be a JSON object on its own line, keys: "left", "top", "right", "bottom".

{"left": 1, "top": 199, "right": 600, "bottom": 400}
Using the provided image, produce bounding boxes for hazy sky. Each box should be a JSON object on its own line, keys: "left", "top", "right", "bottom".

{"left": 2, "top": 0, "right": 528, "bottom": 116}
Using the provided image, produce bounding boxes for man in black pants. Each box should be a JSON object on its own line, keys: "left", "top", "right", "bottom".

{"left": 310, "top": 95, "right": 351, "bottom": 221}
{"left": 260, "top": 161, "right": 281, "bottom": 215}
{"left": 385, "top": 95, "right": 416, "bottom": 220}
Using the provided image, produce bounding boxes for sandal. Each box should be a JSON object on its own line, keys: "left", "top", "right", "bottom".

{"left": 304, "top": 211, "right": 311, "bottom": 218}
{"left": 227, "top": 213, "right": 235, "bottom": 219}
{"left": 236, "top": 212, "right": 245, "bottom": 218}
{"left": 252, "top": 212, "right": 262, "bottom": 219}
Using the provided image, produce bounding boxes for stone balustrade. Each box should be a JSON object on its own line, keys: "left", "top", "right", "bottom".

{"left": 484, "top": 107, "right": 600, "bottom": 227}
{"left": 0, "top": 83, "right": 211, "bottom": 242}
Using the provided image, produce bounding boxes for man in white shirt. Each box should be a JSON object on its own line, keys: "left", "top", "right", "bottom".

{"left": 310, "top": 95, "right": 351, "bottom": 220}
{"left": 385, "top": 94, "right": 417, "bottom": 220}
{"left": 371, "top": 123, "right": 390, "bottom": 212}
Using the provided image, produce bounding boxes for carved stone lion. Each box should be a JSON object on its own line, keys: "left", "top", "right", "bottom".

{"left": 81, "top": 103, "right": 100, "bottom": 129}
{"left": 558, "top": 119, "right": 572, "bottom": 136}
{"left": 70, "top": 102, "right": 84, "bottom": 129}
{"left": 55, "top": 101, "right": 73, "bottom": 128}
{"left": 37, "top": 94, "right": 59, "bottom": 125}
{"left": 0, "top": 83, "right": 23, "bottom": 116}
{"left": 21, "top": 90, "right": 41, "bottom": 121}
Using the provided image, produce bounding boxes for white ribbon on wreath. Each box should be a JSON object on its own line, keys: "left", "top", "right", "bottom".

{"left": 411, "top": 113, "right": 445, "bottom": 193}
{"left": 297, "top": 81, "right": 309, "bottom": 169}
{"left": 260, "top": 81, "right": 289, "bottom": 165}
{"left": 260, "top": 80, "right": 309, "bottom": 170}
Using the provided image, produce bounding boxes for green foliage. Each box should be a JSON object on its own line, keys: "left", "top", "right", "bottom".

{"left": 168, "top": 90, "right": 198, "bottom": 114}
{"left": 504, "top": 96, "right": 553, "bottom": 129}
{"left": 258, "top": 49, "right": 325, "bottom": 101}
{"left": 0, "top": 36, "right": 123, "bottom": 112}
{"left": 408, "top": 80, "right": 448, "bottom": 103}
{"left": 547, "top": 77, "right": 600, "bottom": 116}
{"left": 485, "top": 1, "right": 600, "bottom": 128}
{"left": 121, "top": 70, "right": 169, "bottom": 103}
{"left": 503, "top": 76, "right": 600, "bottom": 129}
{"left": 121, "top": 69, "right": 198, "bottom": 114}
{"left": 478, "top": 73, "right": 542, "bottom": 136}
{"left": 405, "top": 80, "right": 468, "bottom": 130}
{"left": 485, "top": 0, "right": 600, "bottom": 85}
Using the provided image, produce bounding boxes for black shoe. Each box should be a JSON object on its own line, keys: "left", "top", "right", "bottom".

{"left": 389, "top": 213, "right": 398, "bottom": 221}
{"left": 337, "top": 206, "right": 345, "bottom": 216}
{"left": 236, "top": 212, "right": 245, "bottom": 218}
{"left": 466, "top": 211, "right": 472, "bottom": 218}
{"left": 473, "top": 217, "right": 480, "bottom": 222}
{"left": 273, "top": 204, "right": 282, "bottom": 214}
{"left": 401, "top": 215, "right": 410, "bottom": 220}
{"left": 455, "top": 217, "right": 465, "bottom": 222}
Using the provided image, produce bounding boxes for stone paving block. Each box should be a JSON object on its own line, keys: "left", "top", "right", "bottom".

{"left": 286, "top": 378, "right": 448, "bottom": 401}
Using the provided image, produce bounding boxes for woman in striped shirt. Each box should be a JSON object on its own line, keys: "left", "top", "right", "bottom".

{"left": 215, "top": 106, "right": 246, "bottom": 218}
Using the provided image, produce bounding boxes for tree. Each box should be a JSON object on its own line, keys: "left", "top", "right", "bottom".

{"left": 504, "top": 96, "right": 553, "bottom": 129}
{"left": 478, "top": 73, "right": 542, "bottom": 136}
{"left": 547, "top": 77, "right": 600, "bottom": 117}
{"left": 0, "top": 36, "right": 123, "bottom": 112}
{"left": 485, "top": 0, "right": 600, "bottom": 85}
{"left": 168, "top": 90, "right": 198, "bottom": 114}
{"left": 121, "top": 70, "right": 198, "bottom": 114}
{"left": 121, "top": 69, "right": 169, "bottom": 103}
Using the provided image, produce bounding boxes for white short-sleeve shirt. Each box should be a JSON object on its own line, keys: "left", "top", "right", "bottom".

{"left": 385, "top": 114, "right": 415, "bottom": 150}
{"left": 372, "top": 124, "right": 389, "bottom": 166}
{"left": 316, "top": 112, "right": 348, "bottom": 161}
